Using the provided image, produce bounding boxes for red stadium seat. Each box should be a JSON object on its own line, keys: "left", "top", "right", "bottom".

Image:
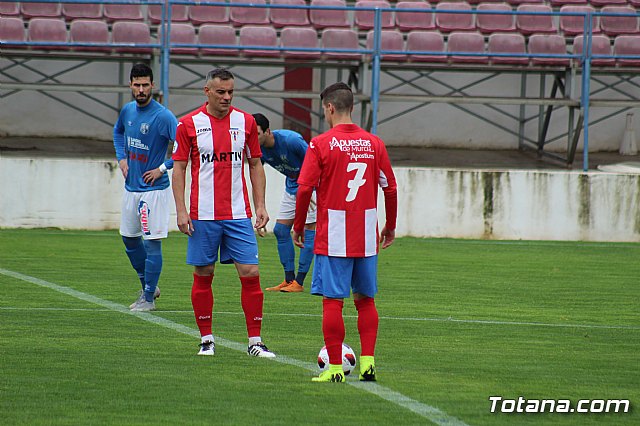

{"left": 270, "top": 0, "right": 310, "bottom": 28}
{"left": 0, "top": 16, "right": 26, "bottom": 47}
{"left": 488, "top": 32, "right": 529, "bottom": 64}
{"left": 405, "top": 30, "right": 447, "bottom": 62}
{"left": 27, "top": 17, "right": 67, "bottom": 49}
{"left": 614, "top": 34, "right": 640, "bottom": 67}
{"left": 69, "top": 19, "right": 110, "bottom": 52}
{"left": 600, "top": 6, "right": 639, "bottom": 37}
{"left": 447, "top": 31, "right": 488, "bottom": 63}
{"left": 62, "top": 3, "right": 102, "bottom": 21}
{"left": 309, "top": 0, "right": 350, "bottom": 29}
{"left": 559, "top": 5, "right": 598, "bottom": 37}
{"left": 476, "top": 3, "right": 516, "bottom": 34}
{"left": 355, "top": 0, "right": 394, "bottom": 31}
{"left": 528, "top": 33, "right": 570, "bottom": 66}
{"left": 516, "top": 4, "right": 557, "bottom": 36}
{"left": 321, "top": 28, "right": 361, "bottom": 59}
{"left": 590, "top": 0, "right": 628, "bottom": 7}
{"left": 394, "top": 2, "right": 435, "bottom": 32}
{"left": 21, "top": 2, "right": 62, "bottom": 19}
{"left": 189, "top": 3, "right": 228, "bottom": 26}
{"left": 505, "top": 0, "right": 544, "bottom": 5}
{"left": 111, "top": 21, "right": 152, "bottom": 53}
{"left": 281, "top": 26, "right": 320, "bottom": 58}
{"left": 435, "top": 2, "right": 475, "bottom": 33}
{"left": 161, "top": 23, "right": 198, "bottom": 55}
{"left": 199, "top": 24, "right": 239, "bottom": 56}
{"left": 549, "top": 0, "right": 587, "bottom": 6}
{"left": 230, "top": 0, "right": 270, "bottom": 27}
{"left": 103, "top": 4, "right": 143, "bottom": 23}
{"left": 148, "top": 4, "right": 189, "bottom": 25}
{"left": 0, "top": 2, "right": 20, "bottom": 17}
{"left": 573, "top": 34, "right": 614, "bottom": 66}
{"left": 239, "top": 25, "right": 279, "bottom": 57}
{"left": 366, "top": 29, "right": 407, "bottom": 61}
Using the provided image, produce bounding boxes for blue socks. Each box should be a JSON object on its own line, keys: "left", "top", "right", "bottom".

{"left": 274, "top": 222, "right": 295, "bottom": 282}
{"left": 122, "top": 236, "right": 146, "bottom": 289}
{"left": 122, "top": 236, "right": 162, "bottom": 302}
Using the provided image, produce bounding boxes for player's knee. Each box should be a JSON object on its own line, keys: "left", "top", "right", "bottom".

{"left": 122, "top": 235, "right": 142, "bottom": 250}
{"left": 273, "top": 222, "right": 292, "bottom": 241}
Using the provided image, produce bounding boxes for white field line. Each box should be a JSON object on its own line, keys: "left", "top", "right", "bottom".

{"left": 1, "top": 306, "right": 637, "bottom": 331}
{"left": 0, "top": 267, "right": 468, "bottom": 426}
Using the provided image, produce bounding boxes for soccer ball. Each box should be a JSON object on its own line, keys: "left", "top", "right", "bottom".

{"left": 317, "top": 343, "right": 357, "bottom": 376}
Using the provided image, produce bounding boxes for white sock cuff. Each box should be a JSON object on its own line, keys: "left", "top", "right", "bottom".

{"left": 201, "top": 334, "right": 214, "bottom": 343}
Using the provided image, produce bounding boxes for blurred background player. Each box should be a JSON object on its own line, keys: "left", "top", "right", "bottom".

{"left": 292, "top": 82, "right": 397, "bottom": 382}
{"left": 252, "top": 113, "right": 316, "bottom": 293}
{"left": 172, "top": 68, "right": 275, "bottom": 358}
{"left": 113, "top": 63, "right": 178, "bottom": 312}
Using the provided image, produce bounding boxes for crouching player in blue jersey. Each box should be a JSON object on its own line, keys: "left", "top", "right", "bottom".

{"left": 113, "top": 63, "right": 178, "bottom": 311}
{"left": 252, "top": 113, "right": 316, "bottom": 293}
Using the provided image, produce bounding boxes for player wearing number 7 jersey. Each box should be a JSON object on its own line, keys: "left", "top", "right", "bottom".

{"left": 292, "top": 82, "right": 398, "bottom": 383}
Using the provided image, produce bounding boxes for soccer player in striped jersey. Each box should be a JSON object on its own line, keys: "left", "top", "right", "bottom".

{"left": 113, "top": 63, "right": 178, "bottom": 312}
{"left": 292, "top": 82, "right": 398, "bottom": 382}
{"left": 171, "top": 68, "right": 275, "bottom": 358}
{"left": 252, "top": 113, "right": 316, "bottom": 293}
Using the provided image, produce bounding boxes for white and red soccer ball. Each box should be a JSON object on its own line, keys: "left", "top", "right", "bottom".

{"left": 317, "top": 343, "right": 357, "bottom": 376}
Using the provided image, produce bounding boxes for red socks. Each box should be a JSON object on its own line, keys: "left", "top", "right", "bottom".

{"left": 240, "top": 275, "right": 264, "bottom": 339}
{"left": 191, "top": 273, "right": 214, "bottom": 337}
{"left": 322, "top": 298, "right": 345, "bottom": 365}
{"left": 355, "top": 297, "right": 378, "bottom": 357}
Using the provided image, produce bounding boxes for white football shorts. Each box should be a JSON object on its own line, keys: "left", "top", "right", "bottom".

{"left": 278, "top": 190, "right": 317, "bottom": 224}
{"left": 119, "top": 187, "right": 171, "bottom": 239}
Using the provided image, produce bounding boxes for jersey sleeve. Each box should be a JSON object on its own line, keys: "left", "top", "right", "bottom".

{"left": 172, "top": 120, "right": 191, "bottom": 161}
{"left": 297, "top": 137, "right": 322, "bottom": 188}
{"left": 377, "top": 139, "right": 398, "bottom": 231}
{"left": 245, "top": 116, "right": 262, "bottom": 159}
{"left": 113, "top": 108, "right": 127, "bottom": 161}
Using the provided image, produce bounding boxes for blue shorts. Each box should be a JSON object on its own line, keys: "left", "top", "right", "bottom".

{"left": 311, "top": 255, "right": 378, "bottom": 299}
{"left": 186, "top": 219, "right": 259, "bottom": 266}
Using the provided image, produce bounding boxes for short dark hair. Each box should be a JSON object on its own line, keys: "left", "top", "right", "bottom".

{"left": 130, "top": 63, "right": 153, "bottom": 82}
{"left": 252, "top": 113, "right": 269, "bottom": 132}
{"left": 206, "top": 68, "right": 234, "bottom": 83}
{"left": 320, "top": 82, "right": 353, "bottom": 113}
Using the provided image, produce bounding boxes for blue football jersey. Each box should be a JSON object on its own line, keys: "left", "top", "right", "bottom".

{"left": 260, "top": 129, "right": 308, "bottom": 195}
{"left": 113, "top": 99, "right": 177, "bottom": 192}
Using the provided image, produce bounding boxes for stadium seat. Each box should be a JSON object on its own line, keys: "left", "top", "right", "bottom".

{"left": 199, "top": 24, "right": 239, "bottom": 56}
{"left": 62, "top": 3, "right": 102, "bottom": 21}
{"left": 148, "top": 4, "right": 189, "bottom": 25}
{"left": 27, "top": 17, "right": 67, "bottom": 49}
{"left": 161, "top": 23, "right": 198, "bottom": 55}
{"left": 629, "top": 0, "right": 640, "bottom": 7}
{"left": 505, "top": 0, "right": 545, "bottom": 5}
{"left": 0, "top": 16, "right": 26, "bottom": 47}
{"left": 435, "top": 2, "right": 475, "bottom": 33}
{"left": 572, "top": 34, "right": 614, "bottom": 66}
{"left": 487, "top": 32, "right": 529, "bottom": 64}
{"left": 599, "top": 6, "right": 639, "bottom": 37}
{"left": 0, "top": 2, "right": 20, "bottom": 17}
{"left": 21, "top": 2, "right": 62, "bottom": 19}
{"left": 528, "top": 34, "right": 570, "bottom": 66}
{"left": 230, "top": 0, "right": 270, "bottom": 27}
{"left": 103, "top": 4, "right": 143, "bottom": 23}
{"left": 515, "top": 4, "right": 557, "bottom": 36}
{"left": 476, "top": 3, "right": 516, "bottom": 34}
{"left": 558, "top": 5, "right": 598, "bottom": 37}
{"left": 590, "top": 0, "right": 628, "bottom": 7}
{"left": 309, "top": 0, "right": 350, "bottom": 29}
{"left": 394, "top": 2, "right": 435, "bottom": 32}
{"left": 281, "top": 26, "right": 320, "bottom": 58}
{"left": 189, "top": 3, "right": 228, "bottom": 26}
{"left": 239, "top": 25, "right": 279, "bottom": 57}
{"left": 69, "top": 19, "right": 109, "bottom": 52}
{"left": 354, "top": 0, "right": 394, "bottom": 31}
{"left": 270, "top": 0, "right": 310, "bottom": 28}
{"left": 321, "top": 28, "right": 361, "bottom": 59}
{"left": 405, "top": 30, "right": 447, "bottom": 62}
{"left": 613, "top": 34, "right": 640, "bottom": 66}
{"left": 549, "top": 0, "right": 587, "bottom": 6}
{"left": 447, "top": 31, "right": 488, "bottom": 63}
{"left": 111, "top": 21, "right": 152, "bottom": 53}
{"left": 366, "top": 29, "right": 407, "bottom": 61}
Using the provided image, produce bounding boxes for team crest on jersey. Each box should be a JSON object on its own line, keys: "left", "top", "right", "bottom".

{"left": 140, "top": 123, "right": 150, "bottom": 135}
{"left": 229, "top": 127, "right": 241, "bottom": 142}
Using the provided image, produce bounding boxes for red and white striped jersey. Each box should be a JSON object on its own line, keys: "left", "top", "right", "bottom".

{"left": 172, "top": 104, "right": 261, "bottom": 220}
{"left": 297, "top": 123, "right": 397, "bottom": 257}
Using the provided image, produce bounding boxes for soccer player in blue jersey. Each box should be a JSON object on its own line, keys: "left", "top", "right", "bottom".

{"left": 113, "top": 63, "right": 178, "bottom": 312}
{"left": 252, "top": 113, "right": 316, "bottom": 293}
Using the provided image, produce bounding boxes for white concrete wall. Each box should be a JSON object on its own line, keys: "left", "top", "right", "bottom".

{"left": 2, "top": 155, "right": 639, "bottom": 242}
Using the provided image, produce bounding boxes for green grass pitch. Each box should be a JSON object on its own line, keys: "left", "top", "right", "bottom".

{"left": 0, "top": 229, "right": 638, "bottom": 425}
